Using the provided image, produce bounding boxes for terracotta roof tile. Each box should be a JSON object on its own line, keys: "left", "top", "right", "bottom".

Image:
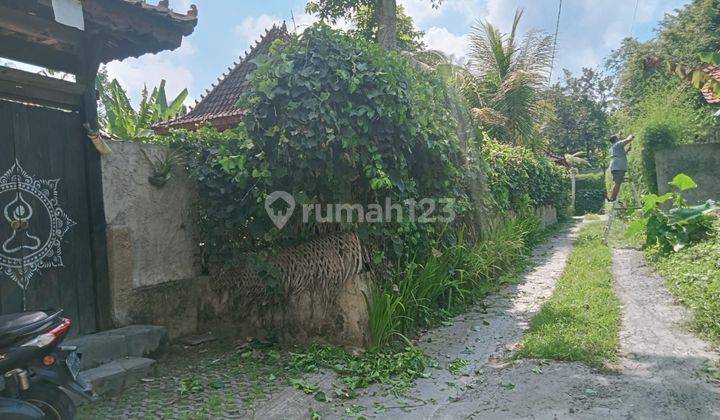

{"left": 702, "top": 65, "right": 720, "bottom": 104}
{"left": 159, "top": 23, "right": 291, "bottom": 131}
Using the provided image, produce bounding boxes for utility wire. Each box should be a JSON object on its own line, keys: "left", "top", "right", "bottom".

{"left": 548, "top": 0, "right": 563, "bottom": 84}
{"left": 630, "top": 0, "right": 640, "bottom": 38}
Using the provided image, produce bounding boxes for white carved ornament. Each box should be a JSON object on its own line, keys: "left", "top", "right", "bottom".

{"left": 0, "top": 161, "right": 76, "bottom": 290}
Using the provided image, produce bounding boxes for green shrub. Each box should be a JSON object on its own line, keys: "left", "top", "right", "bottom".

{"left": 652, "top": 220, "right": 720, "bottom": 344}
{"left": 575, "top": 189, "right": 605, "bottom": 215}
{"left": 484, "top": 139, "right": 571, "bottom": 217}
{"left": 574, "top": 172, "right": 605, "bottom": 215}
{"left": 617, "top": 89, "right": 700, "bottom": 194}
{"left": 176, "top": 24, "right": 468, "bottom": 263}
{"left": 575, "top": 172, "right": 605, "bottom": 190}
{"left": 628, "top": 174, "right": 718, "bottom": 254}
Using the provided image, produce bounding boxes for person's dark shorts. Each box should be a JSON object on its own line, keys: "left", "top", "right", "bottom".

{"left": 612, "top": 170, "right": 626, "bottom": 184}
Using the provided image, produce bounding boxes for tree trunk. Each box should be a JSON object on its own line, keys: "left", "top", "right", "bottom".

{"left": 570, "top": 170, "right": 577, "bottom": 215}
{"left": 376, "top": 0, "right": 397, "bottom": 49}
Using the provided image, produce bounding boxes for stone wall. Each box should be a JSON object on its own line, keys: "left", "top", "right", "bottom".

{"left": 101, "top": 141, "right": 370, "bottom": 345}
{"left": 655, "top": 143, "right": 720, "bottom": 204}
{"left": 102, "top": 141, "right": 202, "bottom": 338}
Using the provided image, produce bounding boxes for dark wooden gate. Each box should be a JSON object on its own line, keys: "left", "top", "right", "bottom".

{"left": 0, "top": 99, "right": 97, "bottom": 335}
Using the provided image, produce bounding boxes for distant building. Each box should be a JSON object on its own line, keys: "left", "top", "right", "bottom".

{"left": 157, "top": 23, "right": 291, "bottom": 132}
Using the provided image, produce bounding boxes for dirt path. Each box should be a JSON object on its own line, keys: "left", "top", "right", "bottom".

{"left": 253, "top": 225, "right": 720, "bottom": 419}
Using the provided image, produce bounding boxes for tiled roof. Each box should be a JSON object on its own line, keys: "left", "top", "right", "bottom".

{"left": 702, "top": 65, "right": 720, "bottom": 104}
{"left": 159, "top": 23, "right": 291, "bottom": 132}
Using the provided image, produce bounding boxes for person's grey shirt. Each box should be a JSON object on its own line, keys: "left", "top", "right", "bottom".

{"left": 610, "top": 141, "right": 628, "bottom": 171}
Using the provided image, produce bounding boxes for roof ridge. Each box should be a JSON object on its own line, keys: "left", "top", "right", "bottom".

{"left": 159, "top": 22, "right": 291, "bottom": 130}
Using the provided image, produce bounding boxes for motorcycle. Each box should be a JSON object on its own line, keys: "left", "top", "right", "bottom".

{"left": 0, "top": 309, "right": 95, "bottom": 419}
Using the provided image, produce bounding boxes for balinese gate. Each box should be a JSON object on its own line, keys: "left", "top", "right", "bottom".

{"left": 0, "top": 100, "right": 97, "bottom": 334}
{"left": 0, "top": 0, "right": 197, "bottom": 335}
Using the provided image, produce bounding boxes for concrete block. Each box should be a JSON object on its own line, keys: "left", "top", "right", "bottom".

{"left": 96, "top": 325, "right": 167, "bottom": 357}
{"left": 65, "top": 334, "right": 128, "bottom": 370}
{"left": 80, "top": 357, "right": 155, "bottom": 396}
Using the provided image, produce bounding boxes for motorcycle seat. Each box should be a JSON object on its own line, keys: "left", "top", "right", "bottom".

{"left": 0, "top": 312, "right": 49, "bottom": 346}
{"left": 0, "top": 312, "right": 48, "bottom": 335}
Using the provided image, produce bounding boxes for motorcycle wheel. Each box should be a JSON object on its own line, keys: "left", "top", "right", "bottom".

{"left": 21, "top": 383, "right": 76, "bottom": 420}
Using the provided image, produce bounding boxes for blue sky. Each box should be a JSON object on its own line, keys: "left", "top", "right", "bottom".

{"left": 106, "top": 0, "right": 690, "bottom": 105}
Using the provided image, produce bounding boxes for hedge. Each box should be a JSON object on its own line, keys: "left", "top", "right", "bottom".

{"left": 484, "top": 140, "right": 571, "bottom": 218}
{"left": 575, "top": 172, "right": 605, "bottom": 215}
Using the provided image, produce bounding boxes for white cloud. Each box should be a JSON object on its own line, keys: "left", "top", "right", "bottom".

{"left": 169, "top": 0, "right": 192, "bottom": 14}
{"left": 400, "top": 0, "right": 484, "bottom": 26}
{"left": 235, "top": 14, "right": 283, "bottom": 47}
{"left": 105, "top": 39, "right": 196, "bottom": 106}
{"left": 423, "top": 27, "right": 470, "bottom": 62}
{"left": 399, "top": 0, "right": 445, "bottom": 25}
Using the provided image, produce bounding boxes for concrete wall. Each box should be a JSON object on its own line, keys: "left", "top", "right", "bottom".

{"left": 655, "top": 143, "right": 720, "bottom": 204}
{"left": 101, "top": 142, "right": 370, "bottom": 345}
{"left": 102, "top": 141, "right": 202, "bottom": 337}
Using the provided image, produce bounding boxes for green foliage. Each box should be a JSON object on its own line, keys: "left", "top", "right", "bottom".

{"left": 178, "top": 24, "right": 468, "bottom": 264}
{"left": 542, "top": 69, "right": 613, "bottom": 165}
{"left": 575, "top": 172, "right": 605, "bottom": 190}
{"left": 289, "top": 344, "right": 426, "bottom": 393}
{"left": 466, "top": 9, "right": 554, "bottom": 148}
{"left": 655, "top": 0, "right": 720, "bottom": 66}
{"left": 367, "top": 215, "right": 542, "bottom": 347}
{"left": 574, "top": 172, "right": 606, "bottom": 215}
{"left": 349, "top": 5, "right": 425, "bottom": 51}
{"left": 614, "top": 88, "right": 701, "bottom": 194}
{"left": 517, "top": 223, "right": 621, "bottom": 367}
{"left": 627, "top": 174, "right": 718, "bottom": 254}
{"left": 483, "top": 139, "right": 571, "bottom": 216}
{"left": 99, "top": 79, "right": 187, "bottom": 141}
{"left": 652, "top": 220, "right": 720, "bottom": 344}
{"left": 307, "top": 0, "right": 443, "bottom": 23}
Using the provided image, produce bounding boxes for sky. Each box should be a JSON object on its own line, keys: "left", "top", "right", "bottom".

{"left": 105, "top": 0, "right": 691, "bottom": 106}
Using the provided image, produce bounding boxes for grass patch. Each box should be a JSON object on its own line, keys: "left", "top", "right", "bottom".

{"left": 650, "top": 220, "right": 720, "bottom": 344}
{"left": 516, "top": 223, "right": 621, "bottom": 367}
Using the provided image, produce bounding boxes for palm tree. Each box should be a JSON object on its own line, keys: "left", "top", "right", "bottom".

{"left": 466, "top": 9, "right": 554, "bottom": 148}
{"left": 563, "top": 151, "right": 590, "bottom": 213}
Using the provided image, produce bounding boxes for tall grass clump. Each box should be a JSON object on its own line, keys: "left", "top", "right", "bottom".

{"left": 367, "top": 214, "right": 544, "bottom": 348}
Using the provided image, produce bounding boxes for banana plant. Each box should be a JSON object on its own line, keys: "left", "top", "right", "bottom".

{"left": 99, "top": 79, "right": 188, "bottom": 141}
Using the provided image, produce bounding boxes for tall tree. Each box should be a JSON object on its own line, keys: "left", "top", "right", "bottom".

{"left": 351, "top": 5, "right": 425, "bottom": 51}
{"left": 306, "top": 0, "right": 442, "bottom": 49}
{"left": 542, "top": 68, "right": 613, "bottom": 164}
{"left": 466, "top": 9, "right": 554, "bottom": 148}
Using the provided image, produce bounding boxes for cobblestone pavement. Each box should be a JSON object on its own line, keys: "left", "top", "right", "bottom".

{"left": 78, "top": 339, "right": 292, "bottom": 419}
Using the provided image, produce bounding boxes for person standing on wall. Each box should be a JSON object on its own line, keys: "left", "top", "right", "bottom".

{"left": 607, "top": 134, "right": 635, "bottom": 202}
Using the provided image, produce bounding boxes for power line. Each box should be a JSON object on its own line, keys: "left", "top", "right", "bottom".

{"left": 549, "top": 0, "right": 563, "bottom": 84}
{"left": 630, "top": 0, "right": 640, "bottom": 38}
